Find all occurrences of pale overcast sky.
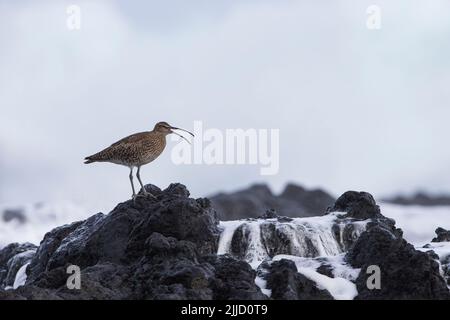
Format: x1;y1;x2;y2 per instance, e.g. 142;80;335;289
1;0;450;212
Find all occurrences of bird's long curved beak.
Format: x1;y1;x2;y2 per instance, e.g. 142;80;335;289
170;126;194;144
170;127;194;137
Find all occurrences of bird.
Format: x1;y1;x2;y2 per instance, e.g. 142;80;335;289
84;121;194;200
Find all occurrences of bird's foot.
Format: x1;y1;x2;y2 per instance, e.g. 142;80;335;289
132;191;157;201
141;190;157;199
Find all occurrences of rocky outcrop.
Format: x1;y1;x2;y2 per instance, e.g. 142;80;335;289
2;208;26;223
0;184;265;300
432;227;450;243
347;225;450;300
0;186;449;300
265;259;333;300
210;183;335;220
219;192;390;267
421;229;450;287
336;192;450;300
203;255;267;300
0;243;37;289
383;192;450;206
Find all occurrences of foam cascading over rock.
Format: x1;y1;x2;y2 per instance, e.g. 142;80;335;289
218;213;368;269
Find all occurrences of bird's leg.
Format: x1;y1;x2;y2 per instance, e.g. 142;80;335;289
137;166;156;199
129;167;137;200
136;166;148;195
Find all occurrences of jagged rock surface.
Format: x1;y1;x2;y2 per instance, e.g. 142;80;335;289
432;227;450;243
0;184;264;300
383;192;450;206
346;224;450;299
335;191;450;299
0;243;37;288
265;259;333;300
0;187;449;300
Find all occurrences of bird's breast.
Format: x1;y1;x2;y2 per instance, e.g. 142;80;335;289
140;135;166;164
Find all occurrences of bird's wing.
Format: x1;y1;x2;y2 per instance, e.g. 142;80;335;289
110;132;150;147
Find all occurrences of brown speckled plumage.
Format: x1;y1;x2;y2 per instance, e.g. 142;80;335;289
85;131;166;167
84;121;194;200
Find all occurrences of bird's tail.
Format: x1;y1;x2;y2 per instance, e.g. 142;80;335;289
84;150;108;164
84;156;96;164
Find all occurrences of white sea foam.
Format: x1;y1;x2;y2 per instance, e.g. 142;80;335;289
0;201;91;248
217;213;367;299
217;220;245;255
271;254;359;300
255;276;272;297
12;262;30;289
218;212;369;268
380;203;450;246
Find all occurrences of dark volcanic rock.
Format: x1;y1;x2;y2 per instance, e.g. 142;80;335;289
259;209;278;219
432;227;450;243
315;263;334;278
280;184;335;216
0;184;267;300
204;255;267;300
26;183;220;285
127;185;219;257
0;243;37;289
27;220;85;282
336;190;450;299
346;225;450;300
2;185;450;300
258;209;293;222
225;190;397;267
329;191;382;220
230;224;251;260
2;208;26;223
210;185;277;221
265;259;333;300
210;183;335;220
383;192;450;206
131;232;214;300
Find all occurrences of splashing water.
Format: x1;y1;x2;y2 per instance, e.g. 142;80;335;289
217;212;369;299
218;212;368;268
13;262;30;289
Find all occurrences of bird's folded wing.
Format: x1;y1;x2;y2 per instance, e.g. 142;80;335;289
110;132;149;147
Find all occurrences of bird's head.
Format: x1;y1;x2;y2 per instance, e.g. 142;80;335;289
154;121;194;143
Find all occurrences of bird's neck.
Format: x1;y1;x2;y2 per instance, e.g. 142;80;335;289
151;131;169;137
